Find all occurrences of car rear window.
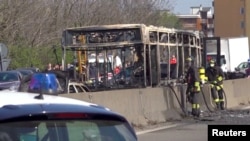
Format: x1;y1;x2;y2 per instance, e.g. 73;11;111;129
0;72;19;82
0;120;136;141
75;85;84;93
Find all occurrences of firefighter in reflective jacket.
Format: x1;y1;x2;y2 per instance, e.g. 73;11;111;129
205;59;225;110
185;57;201;117
199;66;208;84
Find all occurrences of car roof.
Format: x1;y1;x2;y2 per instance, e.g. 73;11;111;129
17;67;39;71
0;70;23;78
0;70;21;74
0;91;96;107
16;69;33;72
0;91;126;121
69;81;85;85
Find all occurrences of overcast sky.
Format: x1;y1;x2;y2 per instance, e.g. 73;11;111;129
169;0;213;14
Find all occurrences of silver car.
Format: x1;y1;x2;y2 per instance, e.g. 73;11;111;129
0;70;23;91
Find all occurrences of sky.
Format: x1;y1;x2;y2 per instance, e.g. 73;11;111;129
168;0;213;14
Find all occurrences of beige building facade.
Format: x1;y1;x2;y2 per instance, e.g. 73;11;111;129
214;0;250;38
176;6;214;37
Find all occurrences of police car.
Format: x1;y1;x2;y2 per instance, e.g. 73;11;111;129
0;73;137;141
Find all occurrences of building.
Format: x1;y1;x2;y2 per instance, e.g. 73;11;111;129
213;0;250;38
176;6;214;37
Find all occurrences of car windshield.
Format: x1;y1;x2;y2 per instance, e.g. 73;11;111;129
0;120;136;141
0;72;19;82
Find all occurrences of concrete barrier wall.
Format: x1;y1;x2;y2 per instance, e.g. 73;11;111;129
61;87;184;126
61;78;250;126
223;78;250;107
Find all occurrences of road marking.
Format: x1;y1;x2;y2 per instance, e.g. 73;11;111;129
136;123;184;135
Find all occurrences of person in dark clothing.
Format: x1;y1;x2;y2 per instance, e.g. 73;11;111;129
205;59;225;110
184;57;201;117
89;63;97;80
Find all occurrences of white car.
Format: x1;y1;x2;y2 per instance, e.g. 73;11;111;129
67;81;91;94
0;91;137;141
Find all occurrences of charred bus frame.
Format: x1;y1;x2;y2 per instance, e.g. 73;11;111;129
61;24;203;90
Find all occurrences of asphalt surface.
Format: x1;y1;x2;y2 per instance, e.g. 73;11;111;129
135;107;250;135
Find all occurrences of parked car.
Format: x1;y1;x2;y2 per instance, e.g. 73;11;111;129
226;62;248;79
234;61;248;74
0;91;137;141
15;69;34;77
0;70;23;91
18;71;91;94
19;72;64;94
67;80;91;94
16;67;40;73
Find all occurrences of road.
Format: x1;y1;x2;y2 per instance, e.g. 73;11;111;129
137;108;250;141
138;123;207;141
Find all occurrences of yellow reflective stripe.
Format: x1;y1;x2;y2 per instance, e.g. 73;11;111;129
192;104;200;109
197;104;200;108
199;69;205;73
194;82;200;86
200;75;207;80
200;75;206;80
192;104;196;108
196;86;201;91
218;76;223;81
216;86;221;90
219;99;224;102
210;84;214;88
214;99;219;102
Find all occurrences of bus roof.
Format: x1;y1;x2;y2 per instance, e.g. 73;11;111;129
64;24;147;31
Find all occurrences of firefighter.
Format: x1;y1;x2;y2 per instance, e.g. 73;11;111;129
185;57;201;117
199;66;208;85
205;59;225;110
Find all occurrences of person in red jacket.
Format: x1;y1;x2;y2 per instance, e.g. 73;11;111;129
170;55;177;79
114;66;121;74
170;55;177;64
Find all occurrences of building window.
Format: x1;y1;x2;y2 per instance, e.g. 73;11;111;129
241;21;245;28
240;7;245;14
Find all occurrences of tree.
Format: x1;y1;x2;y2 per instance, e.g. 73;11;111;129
155;11;181;28
0;0;178;70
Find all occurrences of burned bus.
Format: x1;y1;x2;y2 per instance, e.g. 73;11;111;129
61;24;203;90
